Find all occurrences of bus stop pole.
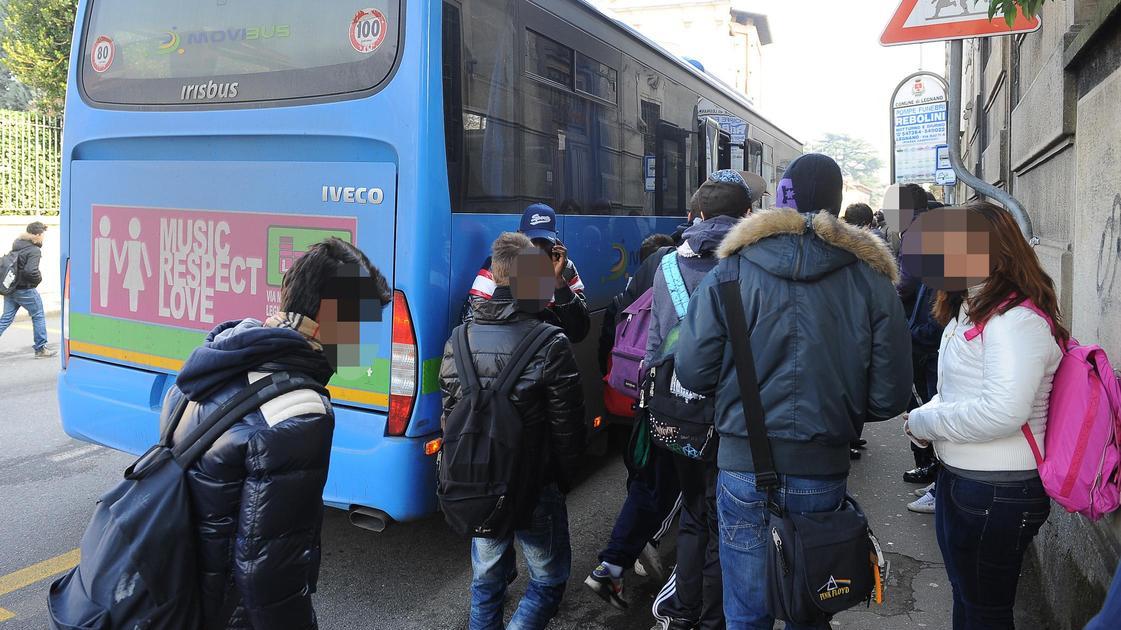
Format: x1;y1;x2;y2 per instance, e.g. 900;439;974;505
946;39;1038;244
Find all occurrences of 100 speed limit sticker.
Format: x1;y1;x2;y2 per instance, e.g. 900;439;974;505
350;9;388;54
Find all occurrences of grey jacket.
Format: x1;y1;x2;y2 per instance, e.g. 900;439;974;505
644;215;738;365
675;210;913;476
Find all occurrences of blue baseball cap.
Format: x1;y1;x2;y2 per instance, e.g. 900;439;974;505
519;203;558;243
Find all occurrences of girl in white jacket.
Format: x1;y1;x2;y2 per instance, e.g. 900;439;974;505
903;201;1068;630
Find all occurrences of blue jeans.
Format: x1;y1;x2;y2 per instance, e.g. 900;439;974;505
935;468;1050;629
470;485;570;630
716;470;847;630
0;288;47;351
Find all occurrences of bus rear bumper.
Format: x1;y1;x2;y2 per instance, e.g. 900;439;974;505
58;357;439;523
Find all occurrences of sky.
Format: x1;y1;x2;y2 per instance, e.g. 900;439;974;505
741;0;946;175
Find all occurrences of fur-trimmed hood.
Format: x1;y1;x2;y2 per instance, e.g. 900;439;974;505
717;209;899;284
13;232;43;248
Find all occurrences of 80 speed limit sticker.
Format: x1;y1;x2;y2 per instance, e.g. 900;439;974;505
91;35;115;73
350;9;388;54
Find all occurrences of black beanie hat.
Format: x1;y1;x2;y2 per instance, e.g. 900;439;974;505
774;153;844;215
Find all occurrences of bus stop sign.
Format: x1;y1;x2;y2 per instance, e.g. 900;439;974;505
881;0;1041;46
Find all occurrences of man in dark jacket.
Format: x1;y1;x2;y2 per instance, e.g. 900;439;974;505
161;237;391;630
674;154;912;630
892;185;946;487
441;231;586;630
0;221;55;357
462;203;591;343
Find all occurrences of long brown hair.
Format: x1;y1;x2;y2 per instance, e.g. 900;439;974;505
931;201;1069;343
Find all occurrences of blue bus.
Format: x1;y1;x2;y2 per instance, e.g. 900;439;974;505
58;0;801;528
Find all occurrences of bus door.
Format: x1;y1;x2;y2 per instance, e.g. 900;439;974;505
655;122;687;216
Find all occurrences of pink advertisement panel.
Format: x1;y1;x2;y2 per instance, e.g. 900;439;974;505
90;205;357;330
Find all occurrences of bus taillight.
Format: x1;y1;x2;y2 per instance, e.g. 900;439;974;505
388;290;417;436
62;258;70;369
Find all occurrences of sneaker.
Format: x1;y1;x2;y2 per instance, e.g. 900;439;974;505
637;542;665;581
584;563;627;610
914;482;936;497
34;347;57;358
903;462;939;484
907;490;936;514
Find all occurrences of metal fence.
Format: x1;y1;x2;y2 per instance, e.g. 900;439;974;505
0;110;62;215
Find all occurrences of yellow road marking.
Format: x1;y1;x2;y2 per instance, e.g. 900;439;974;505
70;341;390;407
0;549;80;598
0;608;14;622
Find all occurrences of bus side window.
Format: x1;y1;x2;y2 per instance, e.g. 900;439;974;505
655;122;686;217
746;138;763;176
442;2;464;212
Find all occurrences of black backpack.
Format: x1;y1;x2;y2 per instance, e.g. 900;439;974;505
48;372;328;630
0;249;20;295
640;253;717;461
438;321;557;538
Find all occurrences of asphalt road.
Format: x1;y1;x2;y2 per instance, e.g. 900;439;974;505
0;315;1044;629
0;316;667;630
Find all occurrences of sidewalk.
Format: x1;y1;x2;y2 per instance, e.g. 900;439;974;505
834;419;1044;628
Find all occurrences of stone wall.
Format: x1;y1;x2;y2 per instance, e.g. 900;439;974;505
951;1;1121;626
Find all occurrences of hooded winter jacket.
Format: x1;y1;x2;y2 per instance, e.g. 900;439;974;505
440;286;586;518
645;215;739;364
11;232;43;289
160;319;335;630
674;210;913;476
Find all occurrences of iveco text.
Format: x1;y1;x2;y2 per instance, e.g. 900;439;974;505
321;186;385;204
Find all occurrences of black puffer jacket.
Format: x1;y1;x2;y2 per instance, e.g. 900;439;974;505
160;319;335;630
11;232;43;289
440;287;586;504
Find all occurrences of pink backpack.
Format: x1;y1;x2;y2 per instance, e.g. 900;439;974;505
967;300;1121;520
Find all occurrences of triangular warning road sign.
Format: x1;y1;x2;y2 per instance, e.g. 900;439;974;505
881;0;1041;46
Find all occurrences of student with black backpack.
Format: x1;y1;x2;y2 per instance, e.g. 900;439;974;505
438;231;586;630
48;238;392;630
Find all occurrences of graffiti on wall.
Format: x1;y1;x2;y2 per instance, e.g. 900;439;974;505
1095;194;1121;312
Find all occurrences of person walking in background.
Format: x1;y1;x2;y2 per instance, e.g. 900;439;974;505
904;201;1065;630
0;221;56;357
674;154;912;630
442;232;586;630
843;202;887;243
843;201;888;460
164;237;392;629
646;169;763;630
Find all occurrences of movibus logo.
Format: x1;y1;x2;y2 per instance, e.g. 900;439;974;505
156;25;291;56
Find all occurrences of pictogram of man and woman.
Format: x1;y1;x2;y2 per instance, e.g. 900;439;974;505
94;215;152;312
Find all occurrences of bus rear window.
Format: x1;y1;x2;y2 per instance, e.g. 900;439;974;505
80;1;401;107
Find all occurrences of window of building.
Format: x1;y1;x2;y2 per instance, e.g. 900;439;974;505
526;30;573;88
575;52;617;103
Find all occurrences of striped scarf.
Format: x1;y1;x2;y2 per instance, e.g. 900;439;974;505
264;312;323;351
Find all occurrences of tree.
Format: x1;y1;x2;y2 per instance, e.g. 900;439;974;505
988;0;1053;27
2;0;76;115
0;0;33;110
806;132;885;192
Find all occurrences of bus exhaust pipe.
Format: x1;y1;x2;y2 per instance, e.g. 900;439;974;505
348;506;393;533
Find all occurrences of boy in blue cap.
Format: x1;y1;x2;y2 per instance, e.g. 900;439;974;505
462;203;590;342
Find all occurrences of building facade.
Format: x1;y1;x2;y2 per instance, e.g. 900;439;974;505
591;0;771;106
950;2;1121;625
